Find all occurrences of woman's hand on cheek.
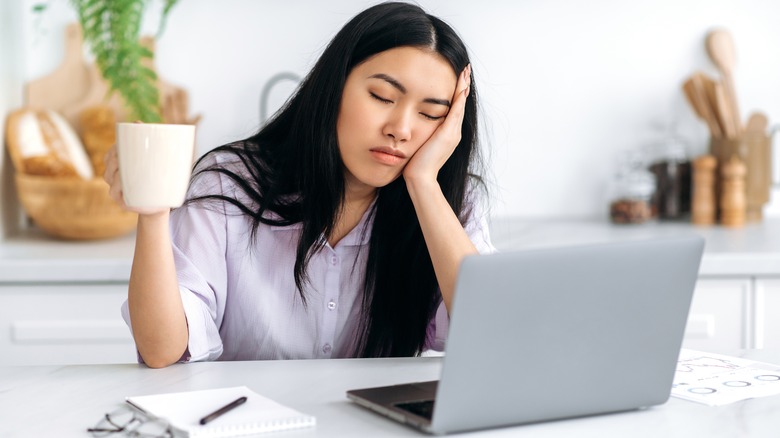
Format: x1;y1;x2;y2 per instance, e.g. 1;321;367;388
403;65;471;185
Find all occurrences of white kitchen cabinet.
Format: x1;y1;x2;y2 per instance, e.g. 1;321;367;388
682;278;751;351
0;231;136;366
756;278;780;349
4;218;780;365
0;283;135;366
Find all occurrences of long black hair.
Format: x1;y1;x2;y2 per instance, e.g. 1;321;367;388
188;2;484;357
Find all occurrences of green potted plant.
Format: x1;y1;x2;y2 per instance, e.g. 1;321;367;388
35;0;179;122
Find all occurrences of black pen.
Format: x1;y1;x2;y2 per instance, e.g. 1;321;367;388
199;396;248;425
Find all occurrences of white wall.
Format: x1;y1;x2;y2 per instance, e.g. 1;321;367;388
15;0;780;219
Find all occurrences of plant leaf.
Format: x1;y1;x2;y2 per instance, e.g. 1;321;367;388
158;0;179;37
70;0;164;123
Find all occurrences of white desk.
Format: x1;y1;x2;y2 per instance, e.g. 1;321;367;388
2;352;780;437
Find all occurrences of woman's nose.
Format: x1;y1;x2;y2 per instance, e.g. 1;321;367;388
382;109;412;143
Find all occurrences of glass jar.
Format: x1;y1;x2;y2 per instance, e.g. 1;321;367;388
609;153;656;224
648;135;691;220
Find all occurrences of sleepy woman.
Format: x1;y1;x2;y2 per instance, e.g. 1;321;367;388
104;1;495;368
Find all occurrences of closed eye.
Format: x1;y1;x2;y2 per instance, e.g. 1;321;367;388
420;113;444;121
370;92;393;104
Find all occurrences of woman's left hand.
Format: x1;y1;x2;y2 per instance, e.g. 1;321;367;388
403;64;471;184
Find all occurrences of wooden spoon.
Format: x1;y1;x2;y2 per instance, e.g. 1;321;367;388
706;29;742;135
713;81;737;139
683;73;722;139
700;75;723;135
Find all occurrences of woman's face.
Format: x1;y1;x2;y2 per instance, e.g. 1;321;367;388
337;46;458;193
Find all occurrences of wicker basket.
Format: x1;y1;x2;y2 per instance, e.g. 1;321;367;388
15;173;137;240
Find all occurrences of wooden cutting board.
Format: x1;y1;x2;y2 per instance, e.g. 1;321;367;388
745;113;771;205
25;23;92;128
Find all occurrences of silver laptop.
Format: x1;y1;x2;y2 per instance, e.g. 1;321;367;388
347;236;704;434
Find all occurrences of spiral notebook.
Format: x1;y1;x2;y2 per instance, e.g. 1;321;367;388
125;386;315;437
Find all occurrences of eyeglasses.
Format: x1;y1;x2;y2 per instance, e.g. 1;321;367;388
88;406;173;438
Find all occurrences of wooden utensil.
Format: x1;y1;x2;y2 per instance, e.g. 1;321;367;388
713;81;737;139
683;72;722;139
700;74;724;136
706;29;742;135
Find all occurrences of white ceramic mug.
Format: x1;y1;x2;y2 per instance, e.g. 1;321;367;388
116;123;196;209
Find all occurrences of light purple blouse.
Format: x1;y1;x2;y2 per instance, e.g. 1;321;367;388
121;152;496;362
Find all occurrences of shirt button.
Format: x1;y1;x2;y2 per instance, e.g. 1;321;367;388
322;343;332;354
330;255;338;265
327;300;336;310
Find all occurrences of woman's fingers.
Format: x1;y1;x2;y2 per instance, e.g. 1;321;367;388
103;146;126;207
428;64;472;140
402;64;472;182
438;64;471;143
456;64;471;99
444;65;471;126
103;147;117;184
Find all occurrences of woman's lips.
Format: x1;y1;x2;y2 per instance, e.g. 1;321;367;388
369;147;406;165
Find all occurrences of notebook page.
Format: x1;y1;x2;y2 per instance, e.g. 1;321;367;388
126;385;315;437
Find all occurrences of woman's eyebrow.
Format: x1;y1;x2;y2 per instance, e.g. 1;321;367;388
369;73;406;93
368;73;451;107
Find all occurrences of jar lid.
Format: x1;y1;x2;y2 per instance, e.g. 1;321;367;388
654;135;688;162
617;170;656;198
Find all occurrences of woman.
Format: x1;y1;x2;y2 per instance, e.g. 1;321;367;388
105;1;495;368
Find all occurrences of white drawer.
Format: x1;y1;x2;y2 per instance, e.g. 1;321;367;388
755;278;780;349
0;284;136;365
683;278;751;351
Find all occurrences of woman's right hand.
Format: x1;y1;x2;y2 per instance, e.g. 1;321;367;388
103;146;170;217
106;144;186;367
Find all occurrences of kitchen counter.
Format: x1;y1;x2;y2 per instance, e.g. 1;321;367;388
3;218;780;282
3;218;780;363
490;217;780;277
0;228;134;283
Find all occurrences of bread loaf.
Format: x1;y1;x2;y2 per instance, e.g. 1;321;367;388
79;105;116;176
5;108;94;179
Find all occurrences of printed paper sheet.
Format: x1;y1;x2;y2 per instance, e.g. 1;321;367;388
672;349;780;406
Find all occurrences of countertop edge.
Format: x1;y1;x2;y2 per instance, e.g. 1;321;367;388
6;219;780;281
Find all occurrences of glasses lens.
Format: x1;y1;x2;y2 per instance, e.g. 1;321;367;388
88;408;136;436
89;407;171;438
109;410;137;429
128;417;173;438
88;421;115;438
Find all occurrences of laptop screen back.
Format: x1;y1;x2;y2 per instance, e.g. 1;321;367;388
430;236;704;434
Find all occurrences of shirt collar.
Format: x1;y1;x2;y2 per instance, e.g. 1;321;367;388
270;200;375;248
